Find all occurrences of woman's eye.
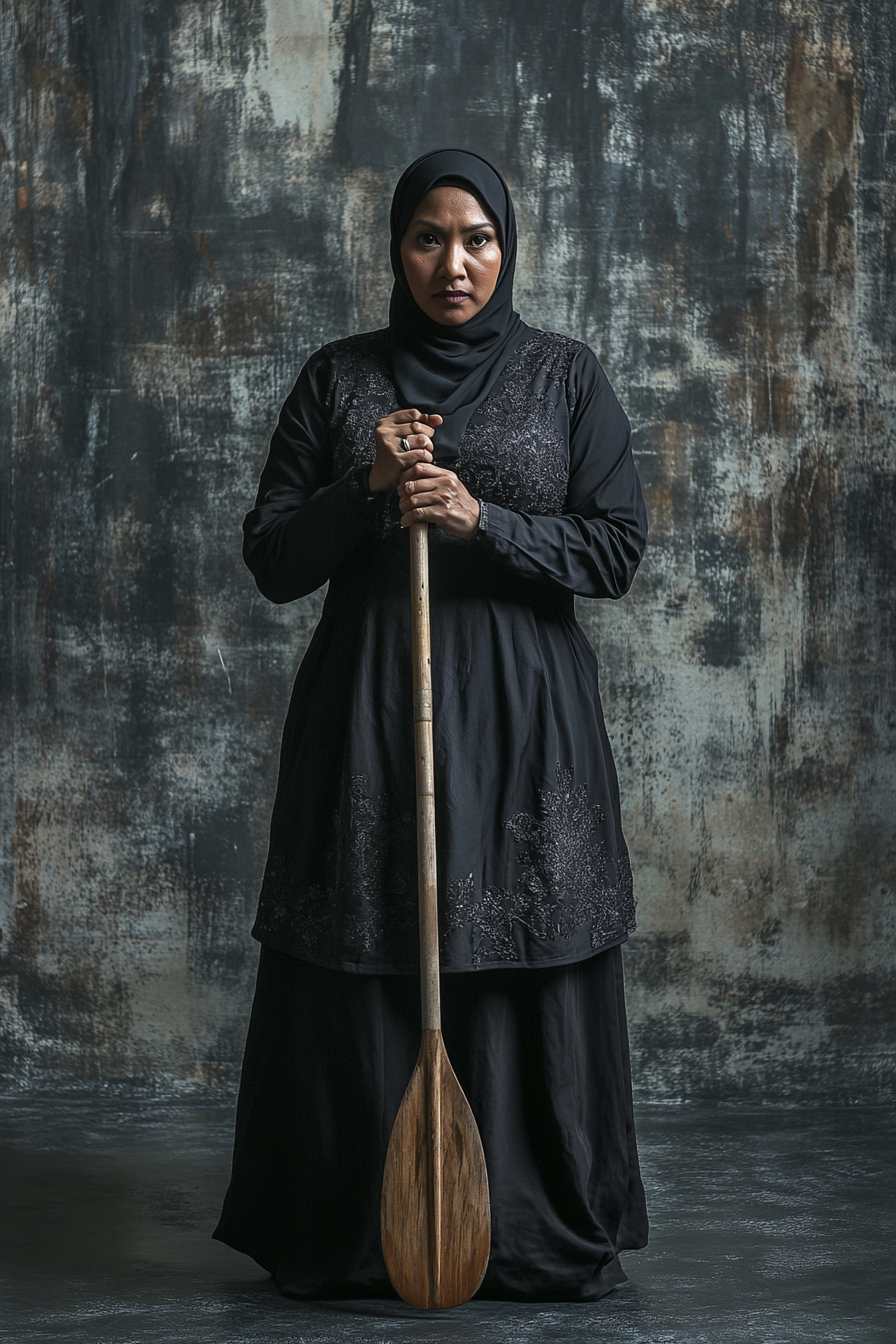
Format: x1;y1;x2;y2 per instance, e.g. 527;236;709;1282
468;234;491;249
418;233;439;247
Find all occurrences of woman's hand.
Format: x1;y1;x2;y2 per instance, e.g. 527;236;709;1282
369;410;443;494
398;460;480;539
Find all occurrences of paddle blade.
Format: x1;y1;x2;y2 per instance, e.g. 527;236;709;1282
381;1029;490;1309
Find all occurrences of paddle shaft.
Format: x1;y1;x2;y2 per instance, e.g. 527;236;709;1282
410;521;441;1033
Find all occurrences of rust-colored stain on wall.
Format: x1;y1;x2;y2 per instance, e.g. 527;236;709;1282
1;0;894;1098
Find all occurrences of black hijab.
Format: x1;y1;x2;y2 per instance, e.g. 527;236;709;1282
388;148;530;463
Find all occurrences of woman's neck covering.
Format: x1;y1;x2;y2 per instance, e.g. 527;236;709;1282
388;148;530;463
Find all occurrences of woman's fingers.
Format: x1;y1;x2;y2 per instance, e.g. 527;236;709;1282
400;496;480;539
398;459;445;483
378;409;441;437
396;448;433;469
369;412;443;494
401;475;437;493
397;465;480;539
389;409;442;426
398;462;456;495
391;408;439;426
398;430;435;450
399;483;440;509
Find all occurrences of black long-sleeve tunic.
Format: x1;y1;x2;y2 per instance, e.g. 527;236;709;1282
243;326;648;974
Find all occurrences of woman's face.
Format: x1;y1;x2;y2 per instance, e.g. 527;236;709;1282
400;186;502;326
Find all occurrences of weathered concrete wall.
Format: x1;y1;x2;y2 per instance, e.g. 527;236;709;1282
2;0;894;1098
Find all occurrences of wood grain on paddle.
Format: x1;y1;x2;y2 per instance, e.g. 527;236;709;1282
380;521;491;1309
381;1030;490;1308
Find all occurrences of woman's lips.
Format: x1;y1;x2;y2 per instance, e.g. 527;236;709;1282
434;290;469;304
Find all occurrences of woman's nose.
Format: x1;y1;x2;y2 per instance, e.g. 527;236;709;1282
442;242;466;280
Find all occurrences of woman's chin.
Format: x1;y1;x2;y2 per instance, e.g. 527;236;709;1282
428;306;477;326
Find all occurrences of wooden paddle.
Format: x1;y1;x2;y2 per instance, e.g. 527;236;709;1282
380;520;491;1310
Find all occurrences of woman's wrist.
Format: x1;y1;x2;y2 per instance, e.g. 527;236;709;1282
459;499;481;539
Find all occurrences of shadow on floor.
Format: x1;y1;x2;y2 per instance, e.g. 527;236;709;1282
1;1094;893;1342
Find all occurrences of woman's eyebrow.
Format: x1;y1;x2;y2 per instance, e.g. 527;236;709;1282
411;218;495;232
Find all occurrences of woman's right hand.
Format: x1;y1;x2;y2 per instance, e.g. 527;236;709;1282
368;410;442;494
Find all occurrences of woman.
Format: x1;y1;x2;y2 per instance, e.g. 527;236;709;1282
214;148;649;1302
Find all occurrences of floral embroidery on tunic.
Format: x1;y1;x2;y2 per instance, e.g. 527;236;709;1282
254;774;416;958
445;764;636;964
256;764;633;967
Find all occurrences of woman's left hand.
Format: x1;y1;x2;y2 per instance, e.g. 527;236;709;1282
398;461;480;539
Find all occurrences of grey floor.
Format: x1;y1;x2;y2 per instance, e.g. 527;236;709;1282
0;1094;892;1344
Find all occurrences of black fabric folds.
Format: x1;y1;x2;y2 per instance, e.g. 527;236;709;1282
242;327;648;973
213;946;649;1300
388;148;529;461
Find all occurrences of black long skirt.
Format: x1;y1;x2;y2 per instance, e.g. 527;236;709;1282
213;944;648;1301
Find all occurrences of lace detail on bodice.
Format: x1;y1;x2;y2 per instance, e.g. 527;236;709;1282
457;330;582;516
325;331;397;476
320;327;584;521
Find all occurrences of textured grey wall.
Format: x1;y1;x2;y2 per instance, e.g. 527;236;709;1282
2;0;894;1099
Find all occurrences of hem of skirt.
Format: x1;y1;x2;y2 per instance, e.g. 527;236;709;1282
475;1251;630;1303
212;1217;399;1301
250;927;630;975
211;1220;274;1276
212;1222;634;1304
276;1274;400;1301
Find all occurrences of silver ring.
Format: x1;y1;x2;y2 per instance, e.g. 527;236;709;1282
400;436;410;452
